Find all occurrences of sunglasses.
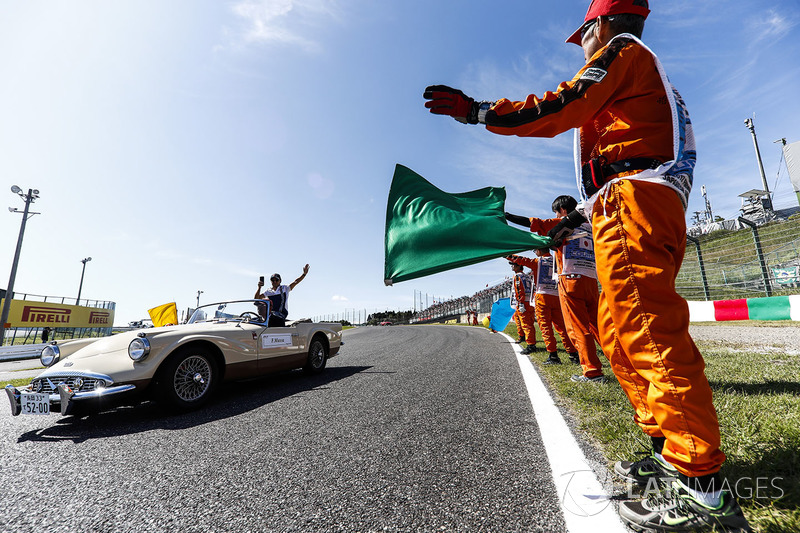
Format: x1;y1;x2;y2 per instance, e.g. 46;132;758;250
580;19;597;40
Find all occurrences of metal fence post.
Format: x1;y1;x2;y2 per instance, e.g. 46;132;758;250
738;217;773;297
686;235;711;301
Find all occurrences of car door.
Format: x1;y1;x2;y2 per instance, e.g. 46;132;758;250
257;325;304;373
215;322;265;380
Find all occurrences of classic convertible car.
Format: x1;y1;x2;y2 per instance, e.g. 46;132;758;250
5;300;343;417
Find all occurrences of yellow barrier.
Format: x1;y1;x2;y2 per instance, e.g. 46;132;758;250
0;299;115;329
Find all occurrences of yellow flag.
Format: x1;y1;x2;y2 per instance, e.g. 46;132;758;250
148;302;178;327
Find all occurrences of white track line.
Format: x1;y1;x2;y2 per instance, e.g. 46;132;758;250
501;332;628;533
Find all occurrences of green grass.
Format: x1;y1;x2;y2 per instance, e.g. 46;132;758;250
503;322;800;533
0;377;33;389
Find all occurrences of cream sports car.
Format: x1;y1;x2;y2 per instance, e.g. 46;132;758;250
5;300;343;417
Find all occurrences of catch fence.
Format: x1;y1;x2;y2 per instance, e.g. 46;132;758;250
678;217;800;301
410;279;513;324
414;216;800;323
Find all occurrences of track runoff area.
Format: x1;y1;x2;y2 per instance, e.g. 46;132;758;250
499;332;628;533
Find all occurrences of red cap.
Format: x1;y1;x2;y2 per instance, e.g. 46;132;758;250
566;0;650;45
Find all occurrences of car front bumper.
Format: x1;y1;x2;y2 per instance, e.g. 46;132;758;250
5;380;136;416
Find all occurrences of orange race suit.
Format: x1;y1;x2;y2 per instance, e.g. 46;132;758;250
508;254;577;355
480;34;721;478
513;309;526;343
526;219;603;378
511;269;538;347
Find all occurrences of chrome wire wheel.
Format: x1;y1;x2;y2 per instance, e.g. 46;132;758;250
304;338;328;374
309;341;325;370
173;354;212;402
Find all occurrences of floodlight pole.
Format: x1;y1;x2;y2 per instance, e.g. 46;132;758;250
76;257;92;305
196;290;203;308
0;187;40;346
744;117;771;197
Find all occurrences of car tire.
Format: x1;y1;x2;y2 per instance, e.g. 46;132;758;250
156;346;218;411
303;337;328;374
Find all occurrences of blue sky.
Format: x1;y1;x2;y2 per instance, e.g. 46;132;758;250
1;0;799;326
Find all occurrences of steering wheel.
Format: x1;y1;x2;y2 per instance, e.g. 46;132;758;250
239;312;263;322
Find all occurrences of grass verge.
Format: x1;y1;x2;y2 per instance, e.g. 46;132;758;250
502;322;799;533
0;377;33;389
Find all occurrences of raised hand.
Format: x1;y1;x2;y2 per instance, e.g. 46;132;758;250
423;85;479;124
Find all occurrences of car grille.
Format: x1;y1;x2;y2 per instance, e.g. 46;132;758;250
30;376;104;394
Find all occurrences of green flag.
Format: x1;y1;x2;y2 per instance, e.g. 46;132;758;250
384;164;552;285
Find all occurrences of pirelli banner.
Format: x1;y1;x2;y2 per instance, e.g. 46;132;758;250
0;299;115;329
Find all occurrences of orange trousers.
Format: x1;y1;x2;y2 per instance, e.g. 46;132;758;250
513;311;525;341
558;275;603;378
593;180;724;478
534;292;576;353
515;307;537;345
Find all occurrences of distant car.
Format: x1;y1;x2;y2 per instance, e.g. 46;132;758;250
5;300;343;417
380;321;393;326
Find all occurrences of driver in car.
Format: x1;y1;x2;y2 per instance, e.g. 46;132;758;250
254;264;310;327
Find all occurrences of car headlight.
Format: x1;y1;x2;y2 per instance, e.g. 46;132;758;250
40;344;61;367
128;336;151;361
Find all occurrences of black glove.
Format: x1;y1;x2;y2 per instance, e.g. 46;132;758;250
547;210;587;248
423;85;480;124
505;212;530;228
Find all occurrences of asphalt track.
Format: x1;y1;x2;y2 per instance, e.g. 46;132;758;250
0;325;610;532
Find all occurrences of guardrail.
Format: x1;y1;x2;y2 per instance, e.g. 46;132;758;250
0;343;44;362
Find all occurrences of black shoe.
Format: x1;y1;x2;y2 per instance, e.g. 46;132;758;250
619;479;752;532
542;352;562;365
614;450;679;487
567;352;580;365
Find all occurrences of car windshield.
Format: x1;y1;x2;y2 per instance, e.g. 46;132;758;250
187;300;270;325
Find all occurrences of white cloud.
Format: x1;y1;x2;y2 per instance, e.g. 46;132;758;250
307;172;335;199
332;294;348;301
749;9;795;44
229;0;341;52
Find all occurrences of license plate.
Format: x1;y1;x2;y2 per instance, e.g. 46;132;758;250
20;393;50;415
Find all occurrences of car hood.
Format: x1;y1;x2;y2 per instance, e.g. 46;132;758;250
40;323;233;381
56;323;227;361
